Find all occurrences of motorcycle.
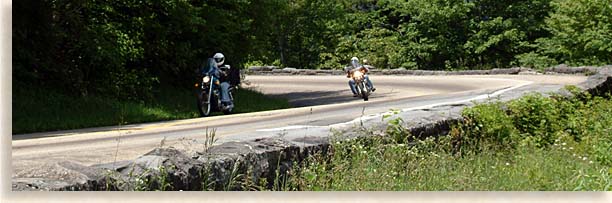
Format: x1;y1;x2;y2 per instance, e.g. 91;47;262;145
195;71;235;116
350;67;372;101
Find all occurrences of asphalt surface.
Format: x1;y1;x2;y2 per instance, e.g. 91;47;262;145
11;74;587;178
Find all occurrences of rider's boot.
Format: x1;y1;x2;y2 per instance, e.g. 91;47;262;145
223;102;234;110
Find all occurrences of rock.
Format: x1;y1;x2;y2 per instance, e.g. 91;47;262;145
282;67;298;72
245;64;605;77
248;66;278;72
13;178;72;191
491;67;522;74
92;160;136;172
578;67;612;96
543;64;601;75
315;70;334;75
421;70;435;75
12;161;110;191
518;70;541;75
547;64;571;73
248;66;262;71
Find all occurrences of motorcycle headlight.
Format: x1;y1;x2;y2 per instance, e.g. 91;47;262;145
353;70;364;79
203;76;211;83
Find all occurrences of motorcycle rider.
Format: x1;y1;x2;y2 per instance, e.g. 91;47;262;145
345;57;375;97
203;53;234;110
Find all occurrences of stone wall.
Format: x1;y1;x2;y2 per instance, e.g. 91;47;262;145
246;65;609;76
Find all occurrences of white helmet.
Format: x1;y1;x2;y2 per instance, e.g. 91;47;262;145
351;57;359;67
213;53;225;67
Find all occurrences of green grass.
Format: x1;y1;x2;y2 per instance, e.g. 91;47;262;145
283;137;611;191
12;84;291;134
279;90;612;191
92;88;611;191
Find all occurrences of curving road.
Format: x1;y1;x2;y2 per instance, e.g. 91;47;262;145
12;74;586;177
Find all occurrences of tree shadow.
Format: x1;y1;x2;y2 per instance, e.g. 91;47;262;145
267;90;392;107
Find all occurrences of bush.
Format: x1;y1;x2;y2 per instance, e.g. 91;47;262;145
515;52;557;70
285;128;612;191
452;102;517;151
507;94;563;147
282;93;612;191
574;96;612;166
453;91;611;166
105;68;159;101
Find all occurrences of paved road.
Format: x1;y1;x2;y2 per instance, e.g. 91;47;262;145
11;74;586;177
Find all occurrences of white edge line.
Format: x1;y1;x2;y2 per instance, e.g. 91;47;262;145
334;81;533;128
257;81;533;132
256;125;322;132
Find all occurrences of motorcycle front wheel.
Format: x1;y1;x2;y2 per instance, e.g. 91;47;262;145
359;82;368;101
197;90;212;117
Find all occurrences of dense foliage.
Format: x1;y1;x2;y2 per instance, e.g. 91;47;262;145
12;84;292;134
281;91;612;191
14;0;612;100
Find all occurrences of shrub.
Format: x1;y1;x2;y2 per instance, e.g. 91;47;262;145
515;52;557;70
452;102;517;151
508;94;563;147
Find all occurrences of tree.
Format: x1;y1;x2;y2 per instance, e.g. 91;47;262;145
526;0;612;67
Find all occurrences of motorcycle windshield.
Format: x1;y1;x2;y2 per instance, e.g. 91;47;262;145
201;58;218;76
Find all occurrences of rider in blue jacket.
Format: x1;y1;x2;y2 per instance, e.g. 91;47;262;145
203;53;234;110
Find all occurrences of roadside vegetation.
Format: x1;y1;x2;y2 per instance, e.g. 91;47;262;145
122;88;611;191
12;83;291;134
281;89;611;190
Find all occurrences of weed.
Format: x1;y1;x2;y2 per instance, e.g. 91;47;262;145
224;159;243;191
203;128;218;153
155;165;173;191
200;165;216;191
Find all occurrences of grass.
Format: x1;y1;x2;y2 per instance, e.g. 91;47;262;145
283;136;611;191
280;90;612;191
12;84;291;134
97;88;611;191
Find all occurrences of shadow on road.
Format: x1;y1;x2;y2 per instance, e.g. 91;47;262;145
268;90;393;107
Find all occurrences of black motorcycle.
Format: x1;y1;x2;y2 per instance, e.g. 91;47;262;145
195;61;235;116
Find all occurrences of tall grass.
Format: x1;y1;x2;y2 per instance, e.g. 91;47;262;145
100;88;611;191
12;84;291;134
282;90;612;191
283;136;611;191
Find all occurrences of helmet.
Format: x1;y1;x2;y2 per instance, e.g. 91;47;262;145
351;57;359;67
213;53;225;67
